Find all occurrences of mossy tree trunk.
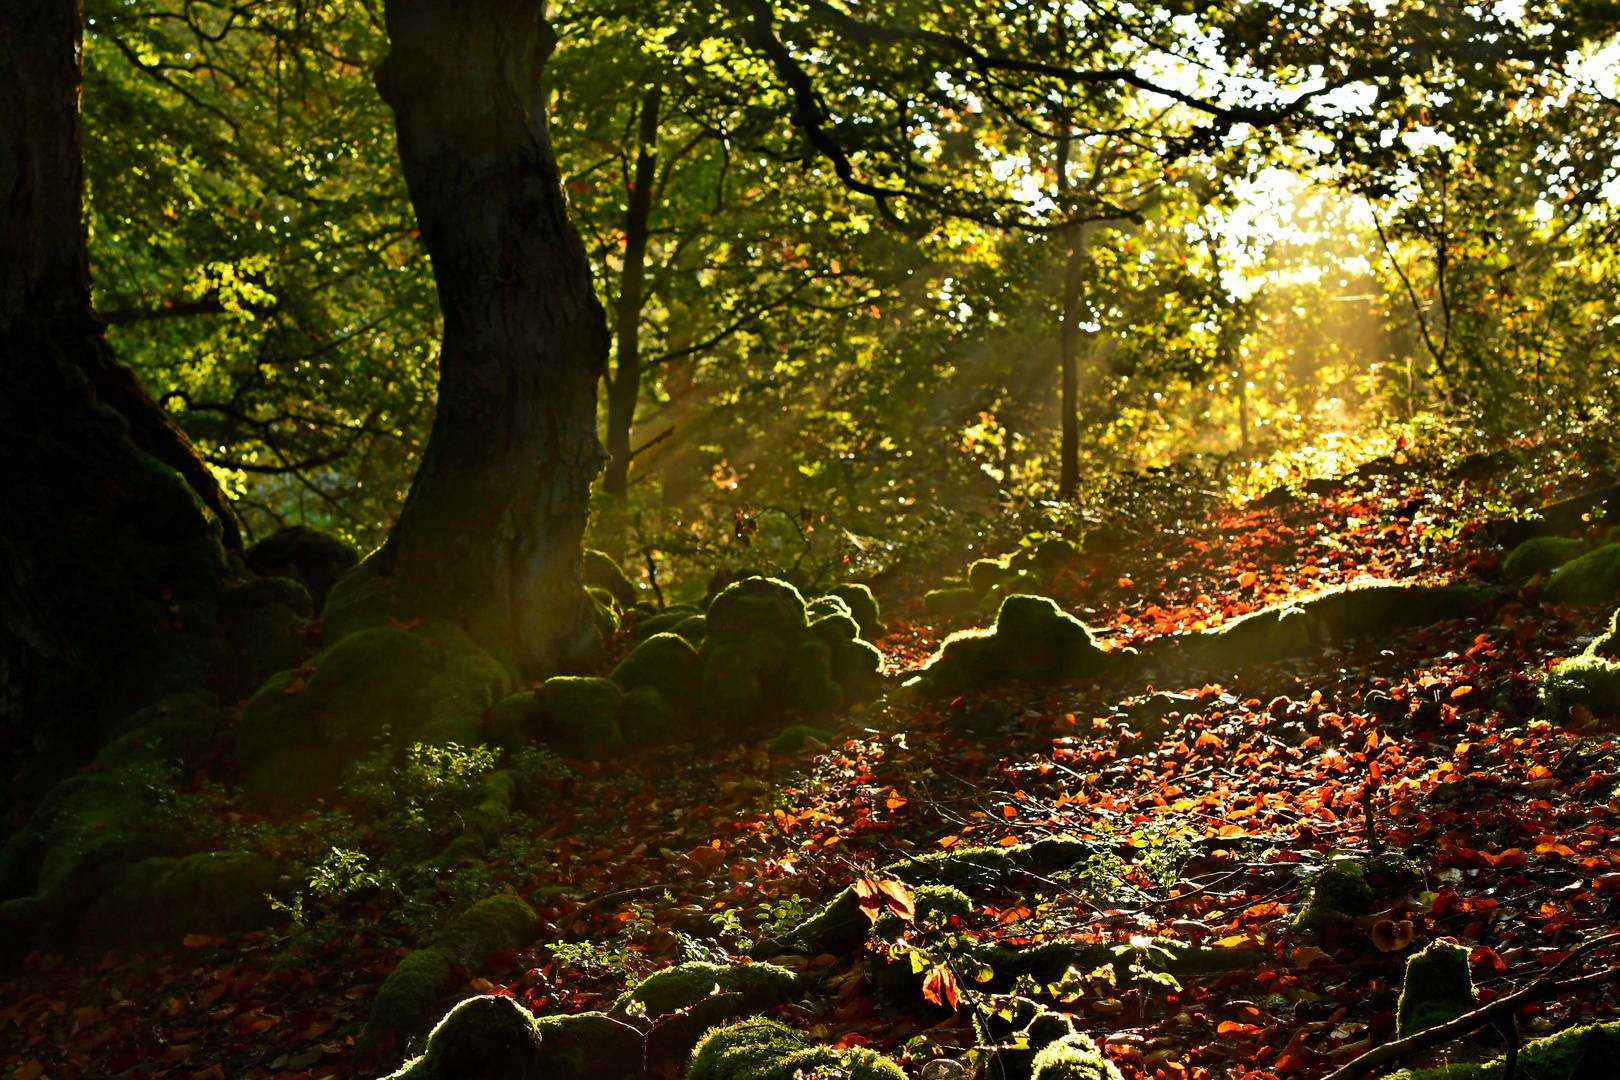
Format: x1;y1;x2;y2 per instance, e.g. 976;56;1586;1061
370;0;610;679
0;0;237;824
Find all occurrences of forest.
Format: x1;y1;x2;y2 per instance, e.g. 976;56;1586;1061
4;0;1620;1079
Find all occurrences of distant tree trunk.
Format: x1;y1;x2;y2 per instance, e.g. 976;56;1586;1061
1;0;235;824
603;85;662;504
369;0;610;679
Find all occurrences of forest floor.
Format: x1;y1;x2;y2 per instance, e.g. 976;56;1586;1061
5;446;1620;1080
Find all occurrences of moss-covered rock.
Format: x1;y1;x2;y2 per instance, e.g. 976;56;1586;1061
873;884;969;938
1542;652;1620;721
1592;607;1619;659
245;525;360;610
611;632;703;714
769;724;837;755
826;583;884;639
620;686;675;743
979;570;1045;613
486;690;544;748
686;1018;905;1080
537;677;626;760
923;595;1108;690
790;638;844;717
587;586;621;638
1397;941;1476;1038
1545;544;1620;605
360;894;536;1053
533;1012;647;1080
806;595;854;622
216;577;313;696
922;587;979;617
1291;859;1375;938
382;994;543;1079
236;619;511;806
93;851;278;944
1387;1020;1620;1079
585;548;640;608
633;604;705;641
968;558;1015;595
1195;581;1486;668
618;961;800;1020
1504;535;1587;580
1030;1033;1123;1080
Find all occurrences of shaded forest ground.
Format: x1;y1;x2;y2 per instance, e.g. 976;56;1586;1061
5;440;1620;1080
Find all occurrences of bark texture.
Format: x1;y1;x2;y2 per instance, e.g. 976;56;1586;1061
370;0;610;679
0;0;234;824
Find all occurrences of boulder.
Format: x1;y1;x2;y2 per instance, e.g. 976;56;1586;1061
216;577;313;696
1544;543;1620;605
244;525;359;610
611;632;703;714
1396;941;1476;1038
615;960;799;1020
1387;1020;1620;1080
536;677;626;760
1541;652;1620;721
922;595;1108;690
825;583;885;639
922;587;980;616
1030;1033;1124;1080
236;619;510;806
1503;535;1586;580
686;1018;904;1080
584;548;640;608
619;686;675;744
382;995;543;1079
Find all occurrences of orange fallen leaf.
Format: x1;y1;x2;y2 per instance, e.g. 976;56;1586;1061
922;964;960;1010
682;845;726;876
182;933;212;947
875;879;915;923
853;876;884;924
1237;571;1258;588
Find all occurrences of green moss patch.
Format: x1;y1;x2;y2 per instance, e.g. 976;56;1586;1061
1291;859;1375;938
612;632;703;714
618;961;799;1020
825;583;884;639
922;587;979;616
537;677;626;760
1389;1020;1620;1079
1544;543;1620;605
235;619;510;806
382;995;543;1079
244;525;359;610
1504;535;1587;579
1030;1033;1123;1080
585;548;640;608
1542;652;1620;721
686;1018;905;1080
1397;941;1477;1038
923;595;1109;690
360;894;536;1052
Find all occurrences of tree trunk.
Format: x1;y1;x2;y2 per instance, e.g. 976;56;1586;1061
1;0;235;824
368;0;610;680
603;86;662;503
1058;223;1084;498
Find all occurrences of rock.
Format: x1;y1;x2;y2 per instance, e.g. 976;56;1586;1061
1291;859;1374;938
533;1012;645;1080
382;995;543;1079
486;691;544;748
1544;543;1620;605
769;723;837;754
245;525;359;610
806;594;854;621
619;686;675;743
586;587;621;638
699;578;809;731
923;595;1108;690
967;558;1015;595
686;1018;904;1080
922;587;979;616
360;894;536;1053
611;632;703;714
789;639;844;717
236;620;511;806
826;583;885;639
615;960;799;1020
537;677;625;760
669;614;707;646
979;569;1045;613
1503;536;1586;580
1541;652;1620;722
1388;1020;1620;1079
216;577;312;696
92;851;278;945
632;605;705;641
1396;941;1476;1038
1029;1032;1122;1080
584;548;640;608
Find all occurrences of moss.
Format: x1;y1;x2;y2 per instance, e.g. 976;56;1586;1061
611;632;703;714
533;1012;646;1080
769;724;838;755
826;583;884;639
686;1018;905;1080
791;639;844;717
923;595;1108;690
382;995;543;1079
634;604;705;641
922;587;980;616
979;571;1045;613
620;961;800;1019
620;686;675;743
1544;543;1620;605
584;548;640;608
1030;1033;1123;1080
236;619;511;806
1197;582;1485;667
217;577;313;696
486;691;544;748
89;692;219;771
1291;860;1375;937
968;558;1015;595
244;525;360;611
587;586;621;637
809;612;861;646
1542;652;1620;721
538;677;626;760
1504;535;1587;579
1397;942;1476;1038
806;595;854;621
1591;607;1618;659
671;614;708;645
1030;537;1082;570
1387;1020;1620;1080
873;884;970;937
91;851;277;945
360;894;536;1052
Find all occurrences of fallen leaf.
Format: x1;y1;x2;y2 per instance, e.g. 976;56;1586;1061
922;965;960;1010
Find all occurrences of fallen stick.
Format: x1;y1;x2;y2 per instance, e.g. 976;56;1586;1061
1322;933;1620;1080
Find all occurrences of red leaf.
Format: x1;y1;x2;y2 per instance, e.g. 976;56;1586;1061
853;876;884;924
876;879;915;923
922;964;960;1009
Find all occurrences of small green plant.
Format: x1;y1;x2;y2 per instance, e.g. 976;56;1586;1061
510;743;573;783
548;939;627;974
309;846;378;898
